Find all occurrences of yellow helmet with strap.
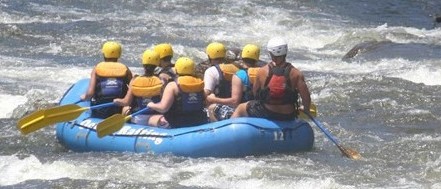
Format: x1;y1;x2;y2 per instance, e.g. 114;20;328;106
102;41;122;58
206;42;226;59
241;44;260;61
175;57;195;75
154;43;173;59
142;50;160;66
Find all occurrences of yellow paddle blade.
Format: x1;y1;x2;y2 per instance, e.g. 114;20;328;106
17;104;87;135
96;114;128;138
299;103;317;120
17;109;45;135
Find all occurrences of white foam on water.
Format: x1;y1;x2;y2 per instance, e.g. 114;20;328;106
0;155;164;186
172;158;354;189
0;63;90;88
391;65;441;86
297;57;441;86
0;155;92;186
0;95;27;118
0;154;353;188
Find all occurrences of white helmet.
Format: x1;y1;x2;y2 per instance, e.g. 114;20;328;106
267;37;287;56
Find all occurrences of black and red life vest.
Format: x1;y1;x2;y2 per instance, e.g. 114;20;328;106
257;63;298;105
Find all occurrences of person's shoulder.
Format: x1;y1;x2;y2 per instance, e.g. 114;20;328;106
286;62;300;71
205;66;218;73
288;66;304;79
260;63;270;70
165;80;178;89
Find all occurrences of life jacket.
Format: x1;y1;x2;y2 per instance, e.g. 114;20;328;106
164;76;207;127
214;64;239;98
257;63;298;105
236;67;260;102
130;76;163;113
94;62;130;101
247;67;259;86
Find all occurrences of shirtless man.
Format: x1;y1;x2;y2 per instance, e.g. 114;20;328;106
231;37;311;120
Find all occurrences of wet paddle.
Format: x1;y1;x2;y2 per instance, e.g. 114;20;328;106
96;107;149;138
304;112;361;160
17;102;115;135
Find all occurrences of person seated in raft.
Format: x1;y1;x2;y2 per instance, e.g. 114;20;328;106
202;42;240;122
147;57;208;128
81;41;133;119
113;49;169;128
206;44;261;121
231;37;311;120
153;43;177;83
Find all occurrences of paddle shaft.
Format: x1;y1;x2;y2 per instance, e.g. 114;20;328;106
89;102;115;110
124;107;150;122
306;113;340;145
304;111;361;160
129;107;149;117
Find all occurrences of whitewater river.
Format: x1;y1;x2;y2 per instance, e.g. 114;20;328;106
1;0;441;188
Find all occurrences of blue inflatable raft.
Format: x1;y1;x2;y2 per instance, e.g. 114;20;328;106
55;79;314;158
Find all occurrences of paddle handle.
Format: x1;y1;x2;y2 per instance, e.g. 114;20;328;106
89;102;115;110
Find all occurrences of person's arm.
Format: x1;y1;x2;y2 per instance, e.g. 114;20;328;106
206;75;242;107
203;67;217;97
293;69;311;114
126;67;133;81
147;82;176;113
81;68;97;101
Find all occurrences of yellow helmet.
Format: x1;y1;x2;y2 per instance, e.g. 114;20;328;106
206;42;226;59
175;57;195;75
241;44;260;61
153;43;173;59
102;41;122;58
142;50;160;66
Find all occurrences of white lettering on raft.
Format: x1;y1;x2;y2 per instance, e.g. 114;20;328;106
79;119;167;145
80;119;97;128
